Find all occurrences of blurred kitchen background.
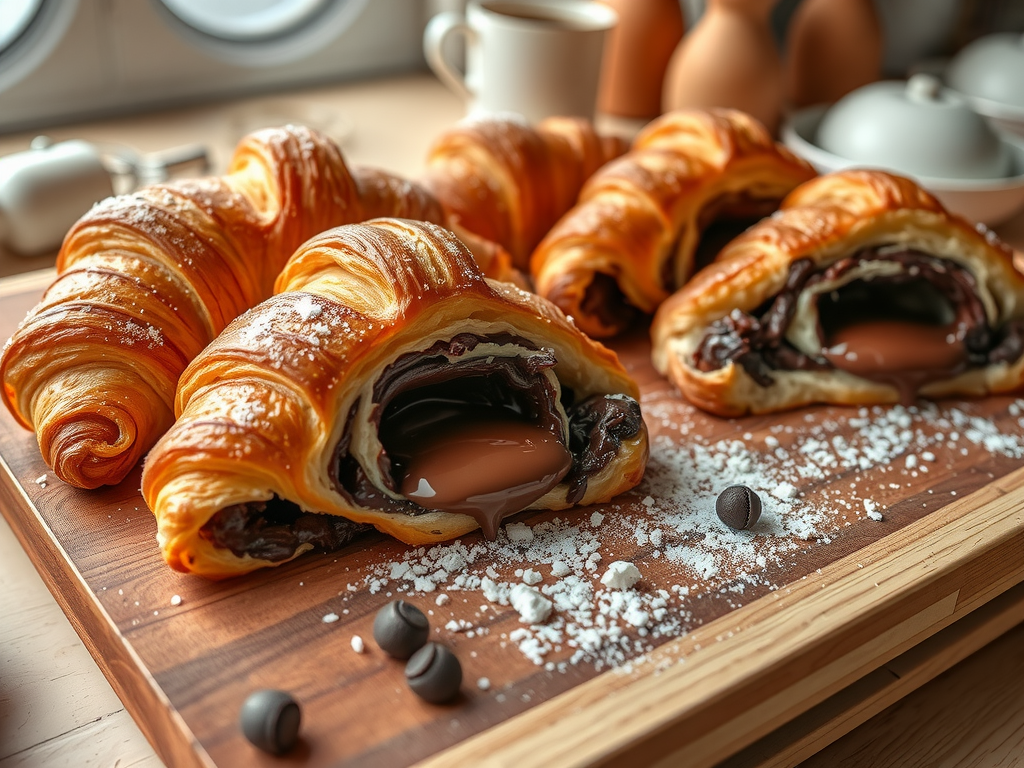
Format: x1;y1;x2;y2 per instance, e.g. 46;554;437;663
0;0;1022;273
2;0;1021;134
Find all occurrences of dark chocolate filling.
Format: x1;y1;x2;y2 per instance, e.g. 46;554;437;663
581;272;640;333
693;247;1024;393
199;497;372;563
564;394;644;504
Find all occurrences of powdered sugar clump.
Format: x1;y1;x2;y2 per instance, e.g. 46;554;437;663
601;561;642;590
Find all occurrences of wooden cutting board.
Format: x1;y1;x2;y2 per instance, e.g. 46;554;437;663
1;269;1022;768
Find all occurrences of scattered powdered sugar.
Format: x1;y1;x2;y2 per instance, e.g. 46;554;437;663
322;612;340;624
323;397;1024;677
351;635;365;653
521;568;543;586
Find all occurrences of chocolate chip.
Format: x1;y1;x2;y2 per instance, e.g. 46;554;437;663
405;642;462;703
239;689;301;755
373;600;429;659
716;485;762;530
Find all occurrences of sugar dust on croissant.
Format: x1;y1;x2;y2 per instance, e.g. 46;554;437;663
651;169;1024;416
142;219;649;579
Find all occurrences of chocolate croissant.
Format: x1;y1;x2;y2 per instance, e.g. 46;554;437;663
142;218;648;578
423;115;628;271
651;169;1024;417
531;108;817;338
0;126;467;489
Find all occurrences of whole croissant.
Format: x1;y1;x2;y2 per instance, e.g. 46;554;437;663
142;218;648;579
423;115;629;271
0;126;455;489
530;109;817;338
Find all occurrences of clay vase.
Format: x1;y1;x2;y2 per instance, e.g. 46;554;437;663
662;0;783;133
784;0;884;108
597;0;685;119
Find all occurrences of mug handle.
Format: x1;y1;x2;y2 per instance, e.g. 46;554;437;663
423;12;477;103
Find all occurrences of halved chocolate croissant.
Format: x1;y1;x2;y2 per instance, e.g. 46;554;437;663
531;108;817;338
142;219;648;579
651;169;1024;416
1;126;514;489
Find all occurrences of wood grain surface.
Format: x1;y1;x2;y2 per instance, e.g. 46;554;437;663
1;269;1023;768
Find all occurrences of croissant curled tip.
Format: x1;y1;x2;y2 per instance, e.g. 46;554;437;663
40;407;143;489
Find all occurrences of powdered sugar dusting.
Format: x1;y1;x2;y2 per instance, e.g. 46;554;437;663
321;396;1024;681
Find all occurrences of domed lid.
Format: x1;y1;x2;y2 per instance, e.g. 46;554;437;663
947;33;1024;111
816;74;1013;181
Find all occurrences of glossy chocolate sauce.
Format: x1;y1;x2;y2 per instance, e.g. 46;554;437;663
394;402;572;539
822;320;966;403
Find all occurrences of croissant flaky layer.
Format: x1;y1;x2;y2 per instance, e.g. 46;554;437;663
1;125;506;489
531;108;817;339
423;115;628;271
142;219;649;579
651;169;1024;416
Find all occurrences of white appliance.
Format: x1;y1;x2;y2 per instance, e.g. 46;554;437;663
0;0;427;133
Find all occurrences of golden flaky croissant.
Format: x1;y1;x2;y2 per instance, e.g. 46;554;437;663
531;109;817;338
651;169;1024;416
1;126;471;489
423;115;628;271
142;219;649;579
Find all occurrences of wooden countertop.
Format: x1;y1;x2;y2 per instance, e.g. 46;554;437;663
1;73;1023;768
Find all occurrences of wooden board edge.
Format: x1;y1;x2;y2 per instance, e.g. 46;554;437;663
717;579;1024;767
0;453;216;768
413;465;1024;768
0;268;55;298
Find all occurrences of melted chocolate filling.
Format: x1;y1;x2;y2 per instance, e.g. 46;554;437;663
337;333;642;535
693;248;1024;396
200;497;371;563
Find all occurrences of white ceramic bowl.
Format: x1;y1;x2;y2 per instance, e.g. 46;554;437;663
947;33;1024;138
782;104;1024;226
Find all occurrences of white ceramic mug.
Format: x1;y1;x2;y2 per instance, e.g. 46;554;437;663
424;0;618;123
